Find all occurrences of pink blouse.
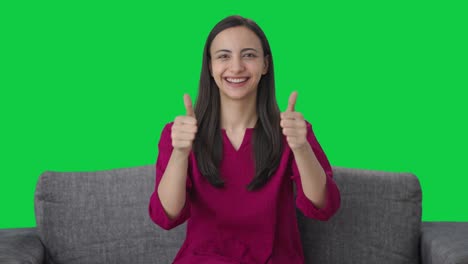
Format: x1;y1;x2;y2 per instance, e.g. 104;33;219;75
149;120;341;264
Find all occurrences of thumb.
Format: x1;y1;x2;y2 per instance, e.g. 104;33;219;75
286;91;297;112
184;94;195;117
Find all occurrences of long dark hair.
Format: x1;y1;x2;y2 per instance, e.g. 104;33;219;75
193;15;283;191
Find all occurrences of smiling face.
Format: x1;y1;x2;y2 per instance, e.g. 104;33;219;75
209;26;269;102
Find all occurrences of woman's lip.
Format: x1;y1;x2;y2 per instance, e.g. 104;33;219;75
224;77;250;88
224;77;250;81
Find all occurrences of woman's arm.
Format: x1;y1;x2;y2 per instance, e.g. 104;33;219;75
292;143;327;209
149;122;193;230
157;149;190;220
290;121;341;221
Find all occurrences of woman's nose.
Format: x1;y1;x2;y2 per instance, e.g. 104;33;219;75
229;56;245;73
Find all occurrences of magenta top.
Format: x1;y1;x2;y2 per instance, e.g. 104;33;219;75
149;120;341;264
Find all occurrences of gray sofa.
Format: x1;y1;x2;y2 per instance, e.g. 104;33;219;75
1;165;467;264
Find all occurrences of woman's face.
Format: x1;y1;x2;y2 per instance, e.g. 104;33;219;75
209;26;269;102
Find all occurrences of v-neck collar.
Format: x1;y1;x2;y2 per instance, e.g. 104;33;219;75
221;128;254;153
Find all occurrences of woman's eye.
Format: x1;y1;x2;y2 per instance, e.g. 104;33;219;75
217;53;256;59
244;53;256;58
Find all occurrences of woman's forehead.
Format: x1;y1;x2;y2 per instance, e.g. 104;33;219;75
210;26;263;53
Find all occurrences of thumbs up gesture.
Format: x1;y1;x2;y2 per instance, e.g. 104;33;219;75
171;94;198;155
280;91;308;152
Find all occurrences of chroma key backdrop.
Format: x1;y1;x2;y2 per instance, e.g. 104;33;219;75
0;0;467;228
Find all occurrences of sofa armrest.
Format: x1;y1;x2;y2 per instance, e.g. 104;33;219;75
0;227;44;264
421;221;468;264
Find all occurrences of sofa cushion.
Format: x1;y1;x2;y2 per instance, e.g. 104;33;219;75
34;165;185;264
297;166;422;264
0;228;44;264
421;221;468;264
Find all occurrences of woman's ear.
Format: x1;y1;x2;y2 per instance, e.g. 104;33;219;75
262;55;270;75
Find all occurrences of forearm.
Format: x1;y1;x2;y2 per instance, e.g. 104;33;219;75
293;144;327;209
157;150;189;220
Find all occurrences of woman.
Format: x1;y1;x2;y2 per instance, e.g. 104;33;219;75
149;15;341;264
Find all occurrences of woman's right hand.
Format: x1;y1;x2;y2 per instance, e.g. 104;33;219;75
171;94;198;155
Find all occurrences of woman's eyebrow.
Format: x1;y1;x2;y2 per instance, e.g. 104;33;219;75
214;48;259;54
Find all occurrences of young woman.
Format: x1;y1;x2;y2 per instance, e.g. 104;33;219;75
149;15;341;264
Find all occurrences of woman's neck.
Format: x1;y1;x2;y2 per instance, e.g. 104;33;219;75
220;95;257;131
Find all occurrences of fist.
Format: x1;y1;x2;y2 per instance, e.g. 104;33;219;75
171;94;198;155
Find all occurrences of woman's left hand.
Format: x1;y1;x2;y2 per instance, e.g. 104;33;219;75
280;91;309;152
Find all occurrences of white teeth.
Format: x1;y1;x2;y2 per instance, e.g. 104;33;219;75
226;78;248;83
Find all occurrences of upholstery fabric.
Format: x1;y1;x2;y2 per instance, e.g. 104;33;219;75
421;222;468;264
298;166;422;264
0;227;44;264
35;166;185;264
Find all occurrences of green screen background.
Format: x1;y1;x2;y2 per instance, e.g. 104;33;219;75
1;0;467;228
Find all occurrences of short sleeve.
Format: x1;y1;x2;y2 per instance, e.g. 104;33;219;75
148;122;192;230
290;120;341;221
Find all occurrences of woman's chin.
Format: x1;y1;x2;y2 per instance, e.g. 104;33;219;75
220;84;255;98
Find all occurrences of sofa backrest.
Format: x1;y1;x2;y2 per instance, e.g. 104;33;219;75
298;166;422;264
34;165;185;264
34;165;422;264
